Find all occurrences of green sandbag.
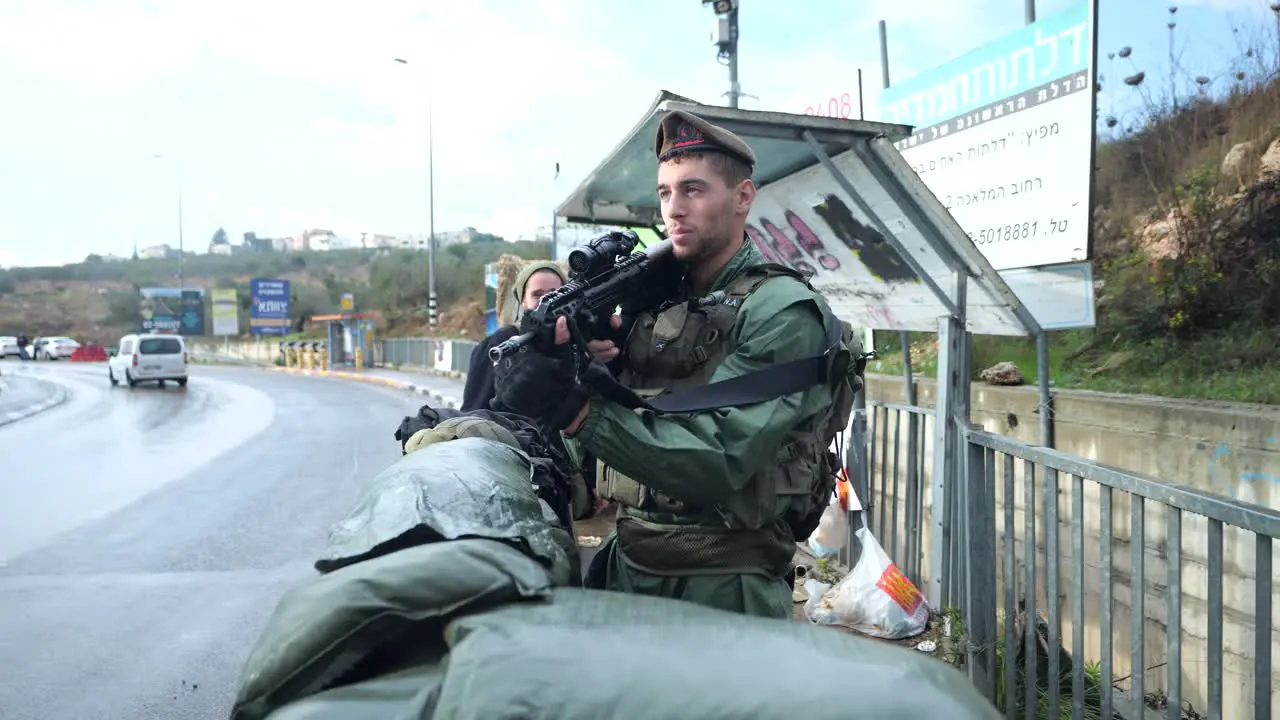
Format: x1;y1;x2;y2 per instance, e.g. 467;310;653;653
230;539;555;720
264;664;446;720
315;436;578;586
431;588;1001;720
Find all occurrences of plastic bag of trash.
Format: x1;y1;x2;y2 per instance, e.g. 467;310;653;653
806;469;854;557
804;525;929;639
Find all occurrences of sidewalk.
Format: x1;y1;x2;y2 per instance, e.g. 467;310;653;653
274;365;467;409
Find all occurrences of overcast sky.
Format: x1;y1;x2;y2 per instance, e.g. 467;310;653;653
1;0;1274;268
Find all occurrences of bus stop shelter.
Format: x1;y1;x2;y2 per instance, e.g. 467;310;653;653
555;90;1048;608
314;312;378;370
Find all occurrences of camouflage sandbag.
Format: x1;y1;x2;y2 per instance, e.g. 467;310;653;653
230;539;553;720
263;663;447;720
315;435;578;586
431;588;1001;720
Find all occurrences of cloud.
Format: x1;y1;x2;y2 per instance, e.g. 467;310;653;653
1;0;1233;267
0;2;198;91
0;0;1030;260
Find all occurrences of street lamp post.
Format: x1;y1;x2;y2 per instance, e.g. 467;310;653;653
151;153;185;292
394;57;437;328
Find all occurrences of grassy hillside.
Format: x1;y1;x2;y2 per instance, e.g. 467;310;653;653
0;237;552;345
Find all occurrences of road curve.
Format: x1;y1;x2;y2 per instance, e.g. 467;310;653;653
0;363;434;720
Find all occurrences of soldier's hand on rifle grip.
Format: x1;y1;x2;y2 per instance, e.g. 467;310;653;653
585;315;624;363
494;317;589;431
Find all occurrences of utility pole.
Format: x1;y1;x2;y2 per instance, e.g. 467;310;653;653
427;83;436;328
551;162;560;261
177;184;185;292
394;57;437;327
704;0;741;108
152;154;184;292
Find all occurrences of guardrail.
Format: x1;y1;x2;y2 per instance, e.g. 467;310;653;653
861;399;1279;720
380;337;476;375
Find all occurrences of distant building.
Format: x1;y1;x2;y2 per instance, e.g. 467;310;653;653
242;233;275;253
138;244;173;260
512;225;553;243
362;233;400;249
398;227;477;251
437;227;478;246
304;229;337;251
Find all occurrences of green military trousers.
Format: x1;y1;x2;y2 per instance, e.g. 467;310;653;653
585;533;793;620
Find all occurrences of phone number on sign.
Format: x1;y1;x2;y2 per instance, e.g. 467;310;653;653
804;93;855;118
966;218;1070;246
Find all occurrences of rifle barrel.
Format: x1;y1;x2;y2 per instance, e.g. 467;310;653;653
488;331;536;363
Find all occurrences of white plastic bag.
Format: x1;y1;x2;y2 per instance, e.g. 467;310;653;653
806;496;848;558
805;469;856;558
803;526;929;639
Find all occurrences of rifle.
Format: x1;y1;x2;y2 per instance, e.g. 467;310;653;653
490;229;863;418
487;230;678;365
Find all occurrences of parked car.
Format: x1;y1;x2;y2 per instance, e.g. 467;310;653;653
0;336;18;358
108;333;189;389
29;336;80;360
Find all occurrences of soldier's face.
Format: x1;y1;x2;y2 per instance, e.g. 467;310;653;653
657;155;737;263
522;270;562;310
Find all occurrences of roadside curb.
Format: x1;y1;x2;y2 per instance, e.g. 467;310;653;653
272;366;460;409
0;376;68;429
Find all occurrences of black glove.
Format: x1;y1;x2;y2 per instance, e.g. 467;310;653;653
494;344;589;430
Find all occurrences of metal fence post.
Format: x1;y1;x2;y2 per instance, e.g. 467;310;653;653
845;384;870;570
963;428;997;702
930;313;964;608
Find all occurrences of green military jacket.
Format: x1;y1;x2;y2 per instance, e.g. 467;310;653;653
572;238;835;520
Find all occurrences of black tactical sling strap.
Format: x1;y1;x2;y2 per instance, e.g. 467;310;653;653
581;294;847;415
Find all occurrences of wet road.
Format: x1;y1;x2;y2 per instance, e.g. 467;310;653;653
0;362;442;720
0;370;58;420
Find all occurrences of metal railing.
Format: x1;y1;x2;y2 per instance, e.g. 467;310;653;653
861;399;1279;720
379;337;477;374
859;401;935;587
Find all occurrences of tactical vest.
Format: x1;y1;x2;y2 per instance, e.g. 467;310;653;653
597;264;863;579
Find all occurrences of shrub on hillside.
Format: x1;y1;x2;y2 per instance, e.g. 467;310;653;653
1092;8;1280;344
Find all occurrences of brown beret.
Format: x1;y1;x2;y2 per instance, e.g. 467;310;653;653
655;109;757;169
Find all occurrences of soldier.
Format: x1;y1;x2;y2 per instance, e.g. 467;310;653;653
462;262;565;412
494;109;857;619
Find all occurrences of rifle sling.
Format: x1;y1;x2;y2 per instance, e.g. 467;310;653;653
581;316;842;415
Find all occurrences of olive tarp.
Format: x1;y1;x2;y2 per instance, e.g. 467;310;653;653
229;430;999;720
313;437;578;583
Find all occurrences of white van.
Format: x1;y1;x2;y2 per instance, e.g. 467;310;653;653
109;333;189;389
